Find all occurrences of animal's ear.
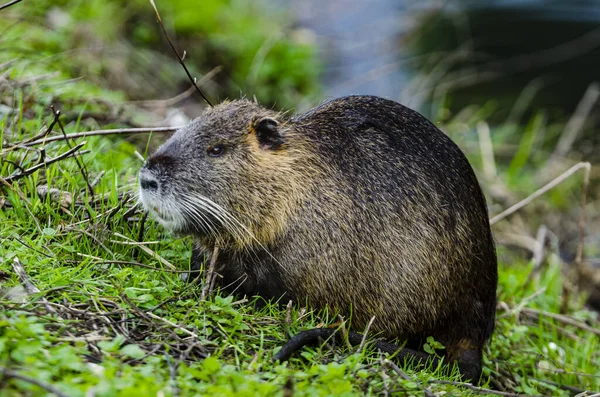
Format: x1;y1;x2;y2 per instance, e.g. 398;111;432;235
251;117;284;150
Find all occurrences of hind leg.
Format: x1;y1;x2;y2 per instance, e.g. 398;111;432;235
446;339;483;383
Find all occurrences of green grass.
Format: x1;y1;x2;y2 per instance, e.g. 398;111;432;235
2;75;599;397
1;2;599;396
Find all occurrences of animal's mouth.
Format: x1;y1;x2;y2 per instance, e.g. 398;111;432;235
151;205;174;222
138;189;180;230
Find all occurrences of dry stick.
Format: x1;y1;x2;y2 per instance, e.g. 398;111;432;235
379;357;390;397
112;232;176;270
384;359;435;397
357;315;376;354
428;380;538;397
531;378;591;395
0;367;69;397
133;66;222;108
76;254;190;273
489;162;591;225
575;162;591;267
10;257;57;314
200;246;220;301
552;83;600;160
11;257;41;295
145;312;200;340
285;300;293;325
477;121;497;180
336;315;352;351
18;104;64;147
149;0;212;107
3;142;86;183
0;0;22;11
77;228;115;259
497;287;547;319
19;126;179;147
521;308;600;338
53;106;95;197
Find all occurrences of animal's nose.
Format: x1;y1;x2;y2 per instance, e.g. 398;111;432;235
139;170;159;191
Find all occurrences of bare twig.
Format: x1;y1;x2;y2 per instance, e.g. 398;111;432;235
285;300;293;325
477;121;497;180
428;380;537;396
112;232;176;270
0;0;22;11
10;257;56;313
434;27;600;95
10;257;41;295
0;366;70;397
133;66;222;108
489;162;591;225
145;312;200;340
380;357;390;397
575;163;591;267
200;246;220;301
522;308;600;337
357;315;376;354
552;83;600;160
497;288;547;319
14;126;179;147
3;142;86;183
76;254;191;273
336;315;352;351
149;0;212;106
531;378;591;394
385;359;435;397
53;106;95;196
21;109;62;145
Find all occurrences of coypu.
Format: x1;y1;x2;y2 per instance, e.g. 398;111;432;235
138;95;497;382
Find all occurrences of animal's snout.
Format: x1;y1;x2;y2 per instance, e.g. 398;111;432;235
139;169;159;191
144;152;176;171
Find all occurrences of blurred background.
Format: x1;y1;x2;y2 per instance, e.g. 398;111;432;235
1;0;599;307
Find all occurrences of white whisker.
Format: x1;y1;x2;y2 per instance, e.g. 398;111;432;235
179;192;285;270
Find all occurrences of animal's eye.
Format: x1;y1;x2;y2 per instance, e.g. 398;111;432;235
207;144;226;157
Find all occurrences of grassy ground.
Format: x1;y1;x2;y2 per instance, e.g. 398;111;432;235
1;2;599;397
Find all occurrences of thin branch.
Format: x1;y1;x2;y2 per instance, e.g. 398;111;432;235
145;312;200;340
112;232;176;270
11;257;57;314
76;255;196;274
53;106;95;197
357;316;376;354
521;308;600;337
200;246;220;301
552;83;600;159
0;367;69;397
489;162;591;225
11;257;41;295
0;0;22;11
149;0;212;106
575;162;591;267
428;380;537;397
133;66;222;108
384;359;435;397
3;142;86;183
13;126;179;148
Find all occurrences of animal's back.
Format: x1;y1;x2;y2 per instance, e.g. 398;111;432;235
282;95;497;356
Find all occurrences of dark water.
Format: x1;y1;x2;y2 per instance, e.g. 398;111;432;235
279;0;600;125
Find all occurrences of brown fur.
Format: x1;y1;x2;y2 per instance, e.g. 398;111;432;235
138;95;498;382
